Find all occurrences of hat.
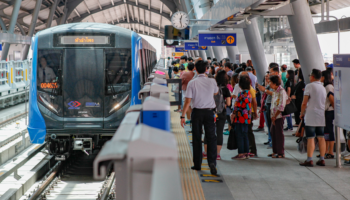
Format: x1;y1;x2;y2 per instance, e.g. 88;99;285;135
327;63;333;68
292;59;300;64
233;67;244;76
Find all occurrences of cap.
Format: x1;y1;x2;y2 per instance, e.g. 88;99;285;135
233;67;244;76
292;59;300;64
327;63;333;68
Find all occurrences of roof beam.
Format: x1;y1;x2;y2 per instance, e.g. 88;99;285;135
69;1;171;23
112;19;165;34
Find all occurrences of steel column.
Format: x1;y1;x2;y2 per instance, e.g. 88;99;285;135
1;0;22;60
288;0;325;84
0;17;6;31
198;50;206;60
194;50;199;57
226;46;239;64
212;46;224;61
243;18;268;83
47;0;59;28
22;0;43;60
205;46;214;59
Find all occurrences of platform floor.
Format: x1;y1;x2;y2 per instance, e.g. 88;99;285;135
171;107;350;200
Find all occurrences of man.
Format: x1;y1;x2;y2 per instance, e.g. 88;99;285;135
324;62;329;67
222;58;230;66
246;67;257;89
224;62;233;77
188;57;194;63
181;59;218;175
213;62;220;72
292;59;302;84
180;62;195;124
38;57;56;84
299;69;327;167
180;55;188;71
257;64;281;148
207;57;211;65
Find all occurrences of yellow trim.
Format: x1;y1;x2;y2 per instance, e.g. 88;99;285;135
22;70;23;81
25;69;27;81
11;68;13;83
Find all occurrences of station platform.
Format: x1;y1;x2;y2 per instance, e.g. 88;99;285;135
171;108;350;200
0;103;26;123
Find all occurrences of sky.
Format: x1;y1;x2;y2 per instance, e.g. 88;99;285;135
139;34;162;59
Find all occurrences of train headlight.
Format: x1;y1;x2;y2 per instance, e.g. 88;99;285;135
109;94;129;114
38;95;59;114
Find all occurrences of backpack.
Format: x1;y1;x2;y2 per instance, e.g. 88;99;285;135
214;86;226;114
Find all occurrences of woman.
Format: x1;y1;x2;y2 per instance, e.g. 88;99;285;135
281;64;288;86
284;70;295;131
320;70;335;159
233;64;239;71
224;75;234;135
231;75;252;159
208;66;216;78
269;75;287;158
291;69;305;127
203;70;231;160
247;60;256;75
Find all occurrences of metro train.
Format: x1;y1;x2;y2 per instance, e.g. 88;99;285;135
28;23;157;159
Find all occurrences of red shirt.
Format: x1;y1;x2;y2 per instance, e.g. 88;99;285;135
180;71;195;91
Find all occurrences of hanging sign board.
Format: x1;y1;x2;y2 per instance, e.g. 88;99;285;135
0;44;2;51
334;54;350;131
184;42;207;50
198;31;236;46
172;52;184;57
175;47;188;52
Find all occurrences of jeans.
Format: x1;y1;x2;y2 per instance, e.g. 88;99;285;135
235;123;249;154
304;126;324;139
286;114;293;130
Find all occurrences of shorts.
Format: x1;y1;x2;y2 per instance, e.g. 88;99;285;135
305;126;324;139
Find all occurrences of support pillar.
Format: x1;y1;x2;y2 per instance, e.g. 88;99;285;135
226;46;239;64
212;46;224;61
46;0;60;28
22;0;43;60
0;17;6;31
1;0;22;60
205;46;214;59
288;0;325;84
198;50;206;60
243;18;268;82
194;50;199;57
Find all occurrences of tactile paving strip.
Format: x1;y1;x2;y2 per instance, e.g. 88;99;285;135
171;109;205;200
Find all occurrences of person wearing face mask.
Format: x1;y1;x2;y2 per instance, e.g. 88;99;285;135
180;62;195;124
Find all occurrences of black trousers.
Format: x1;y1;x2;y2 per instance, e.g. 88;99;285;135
248;119;257;155
204;110;226;146
294;100;302;125
191;109;217;168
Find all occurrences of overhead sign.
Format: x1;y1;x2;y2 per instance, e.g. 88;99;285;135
334;54;350;131
172;52;184;57
0;44;2;51
59;36;110;45
175;47;188;52
184;42;207;50
198;32;237;46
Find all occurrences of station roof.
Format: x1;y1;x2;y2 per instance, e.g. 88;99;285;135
0;0;349;39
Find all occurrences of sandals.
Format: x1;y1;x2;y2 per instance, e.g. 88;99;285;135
272;154;285;158
268;153;276;157
326;154;334;159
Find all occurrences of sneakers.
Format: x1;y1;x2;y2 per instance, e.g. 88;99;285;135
341;151;350;157
217;155;221;160
248;153;256;158
264;141;270;145
232;154;246;159
209;163;217;175
202;152;207;158
284;127;293;131
299;160;314;167
253;128;264;132
344;155;350;161
185;120;191;124
223;130;230;135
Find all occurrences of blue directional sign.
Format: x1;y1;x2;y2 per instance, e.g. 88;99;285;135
175;47;188;52
184;42;207;51
198;33;237;46
0;44;2;51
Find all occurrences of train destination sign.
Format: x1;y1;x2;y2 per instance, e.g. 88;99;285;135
184;42;207;50
175;47;188;52
198;32;236;46
59;36;110;45
41;82;58;89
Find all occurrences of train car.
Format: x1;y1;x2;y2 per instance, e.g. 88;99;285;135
28;23;157;159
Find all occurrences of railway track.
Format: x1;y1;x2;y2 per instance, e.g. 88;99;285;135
24;151;114;200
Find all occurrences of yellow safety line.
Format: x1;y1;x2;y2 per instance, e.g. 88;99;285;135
171;108;205;200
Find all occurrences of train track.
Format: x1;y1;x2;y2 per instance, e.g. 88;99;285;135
0;112;27;129
24;151;114;200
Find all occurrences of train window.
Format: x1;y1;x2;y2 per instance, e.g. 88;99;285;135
139;50;144;85
105;49;132;95
37;50;63;94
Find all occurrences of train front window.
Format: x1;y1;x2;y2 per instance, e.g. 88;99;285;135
105;49;132;95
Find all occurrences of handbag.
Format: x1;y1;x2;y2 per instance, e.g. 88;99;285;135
282;100;298;115
227;128;237;150
295;119;305;137
297;137;308;154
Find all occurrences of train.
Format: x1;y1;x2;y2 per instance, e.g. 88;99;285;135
28;23;157;160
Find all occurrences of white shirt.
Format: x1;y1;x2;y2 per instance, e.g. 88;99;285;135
38;66;56;83
304;81;327;126
231;84;242;109
248;72;257;89
186;74;218;109
325;84;334;111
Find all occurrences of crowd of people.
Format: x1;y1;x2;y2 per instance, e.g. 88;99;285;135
166;55;348;175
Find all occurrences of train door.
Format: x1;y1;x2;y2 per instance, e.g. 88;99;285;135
62;49;104;128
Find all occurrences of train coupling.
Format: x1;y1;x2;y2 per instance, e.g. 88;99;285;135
73;138;93;155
